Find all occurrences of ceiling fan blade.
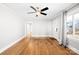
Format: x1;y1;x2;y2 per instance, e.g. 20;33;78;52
27;12;36;14
41;7;49;11
30;6;37;12
41;13;47;15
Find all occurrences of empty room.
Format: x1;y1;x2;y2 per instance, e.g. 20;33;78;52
0;3;79;55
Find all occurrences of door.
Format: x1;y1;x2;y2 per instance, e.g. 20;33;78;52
25;23;32;39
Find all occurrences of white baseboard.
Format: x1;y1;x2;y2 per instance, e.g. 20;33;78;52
68;45;79;54
0;35;25;54
25;34;54;37
32;35;50;37
50;36;61;43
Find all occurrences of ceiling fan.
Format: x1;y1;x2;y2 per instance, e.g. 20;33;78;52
27;6;49;17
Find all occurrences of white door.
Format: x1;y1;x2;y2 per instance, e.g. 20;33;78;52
25;23;32;38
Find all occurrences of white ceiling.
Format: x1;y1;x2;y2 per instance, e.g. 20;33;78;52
3;3;76;21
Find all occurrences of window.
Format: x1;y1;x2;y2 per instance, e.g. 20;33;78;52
66;15;73;34
74;13;79;35
66;13;79;36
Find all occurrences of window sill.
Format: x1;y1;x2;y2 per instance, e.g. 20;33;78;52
67;35;79;40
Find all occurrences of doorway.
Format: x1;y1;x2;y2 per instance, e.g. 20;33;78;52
25;23;32;39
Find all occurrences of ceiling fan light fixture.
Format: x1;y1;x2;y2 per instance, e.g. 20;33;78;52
28;6;49;17
36;12;40;15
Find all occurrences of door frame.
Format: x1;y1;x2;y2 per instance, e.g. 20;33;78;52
25;23;32;36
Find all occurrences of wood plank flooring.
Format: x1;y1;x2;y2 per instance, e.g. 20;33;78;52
0;37;77;55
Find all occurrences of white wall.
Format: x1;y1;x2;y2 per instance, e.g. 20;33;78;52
51;15;62;44
25;20;52;37
0;4;25;52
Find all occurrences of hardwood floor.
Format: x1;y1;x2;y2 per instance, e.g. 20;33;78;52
0;37;77;55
